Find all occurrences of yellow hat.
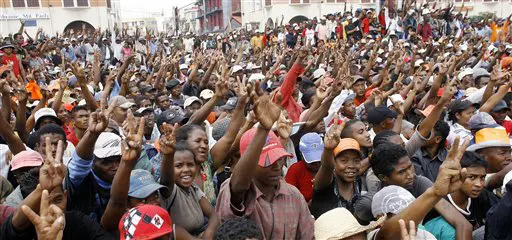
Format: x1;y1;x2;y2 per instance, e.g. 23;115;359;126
334;138;362;157
467;128;511;151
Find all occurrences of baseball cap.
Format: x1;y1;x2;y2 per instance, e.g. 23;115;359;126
184;96;203;108
179;64;188;70
248;73;265;82
34;108;63;129
386;94;404;107
128;169;168;199
156;109;188;126
313;68;326;80
458;68;474;80
350;75;365;87
299;133;324;164
232;65;243;73
10;150;44;171
468;112;500;131
492;100;510;112
367;106;398;125
93;132;122;159
342;93;356;106
119;205;173;240
240;128;292;167
449;99;479;114
110;96;136;109
472;68;490;79
220;97;238;111
371;185;416;217
200;89;214;100
140;85;157;94
165;79;181;89
334;138;362;157
415;104;435;117
135;107;154;116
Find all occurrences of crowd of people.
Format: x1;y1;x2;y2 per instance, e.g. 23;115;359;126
1;0;512;239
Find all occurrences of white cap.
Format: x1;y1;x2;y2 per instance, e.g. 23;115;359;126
387;94;405;107
184;96;203;108
163;39;169;43
200;89;214;100
179;64;188;70
414;59;425;67
26;100;40;108
34;108;59;125
418;48;427;54
458;68;474;80
422;8;430;15
232;65;243;73
93;132;122;158
248;73;265;82
313;68;326;80
377;48;385;54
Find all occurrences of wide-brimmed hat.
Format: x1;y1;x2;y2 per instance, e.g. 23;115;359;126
0;39;15;50
315;208;385;239
467;128;511;151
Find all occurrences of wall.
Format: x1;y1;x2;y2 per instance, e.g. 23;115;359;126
242;0;512;30
0;0;109;36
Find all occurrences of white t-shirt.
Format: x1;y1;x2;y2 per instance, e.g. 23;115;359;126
305;29;315;45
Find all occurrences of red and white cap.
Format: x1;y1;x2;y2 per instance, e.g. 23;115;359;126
119;204;173;240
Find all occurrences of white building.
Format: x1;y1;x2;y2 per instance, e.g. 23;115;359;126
0;0;113;37
242;0;512;31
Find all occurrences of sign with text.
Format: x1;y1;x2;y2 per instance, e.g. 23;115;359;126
0;13;50;20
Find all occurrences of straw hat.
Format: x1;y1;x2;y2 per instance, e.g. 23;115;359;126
315;208;385;240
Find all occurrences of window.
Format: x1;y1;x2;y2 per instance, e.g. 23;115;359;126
12;0;39;7
63;0;89;7
106;0;111;8
289;0;310;4
265;0;271;6
361;0;375;3
482;0;498;2
454;0;470;2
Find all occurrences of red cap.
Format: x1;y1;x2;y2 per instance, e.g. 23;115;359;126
240;128;292;167
437;88;444;97
119;205;173;240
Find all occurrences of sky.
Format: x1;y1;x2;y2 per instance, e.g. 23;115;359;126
120;0;195;20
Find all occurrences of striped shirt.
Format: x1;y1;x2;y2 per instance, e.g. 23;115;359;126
216;179;314;240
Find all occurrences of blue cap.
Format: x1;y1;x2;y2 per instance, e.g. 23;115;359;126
492;100;510;112
128;170;168;199
299;133;324;164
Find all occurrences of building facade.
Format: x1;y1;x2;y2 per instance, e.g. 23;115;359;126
196;0;242;33
242;0;512;31
0;0;114;36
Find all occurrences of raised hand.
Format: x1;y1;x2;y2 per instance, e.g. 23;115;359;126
274;110;293;139
235;82;252;105
433;136;469;197
324;115;345;150
121;114;145;163
159;123;180;155
70;62;86;83
88;108;110;134
252;81;281;130
399;219;417;240
21;190;65;240
215;78;229;99
38;137;66;191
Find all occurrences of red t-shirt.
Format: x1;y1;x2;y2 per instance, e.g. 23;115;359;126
1;54;21;77
66;130;79;147
361;18;370;34
285;160;315;202
502;120;512;135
